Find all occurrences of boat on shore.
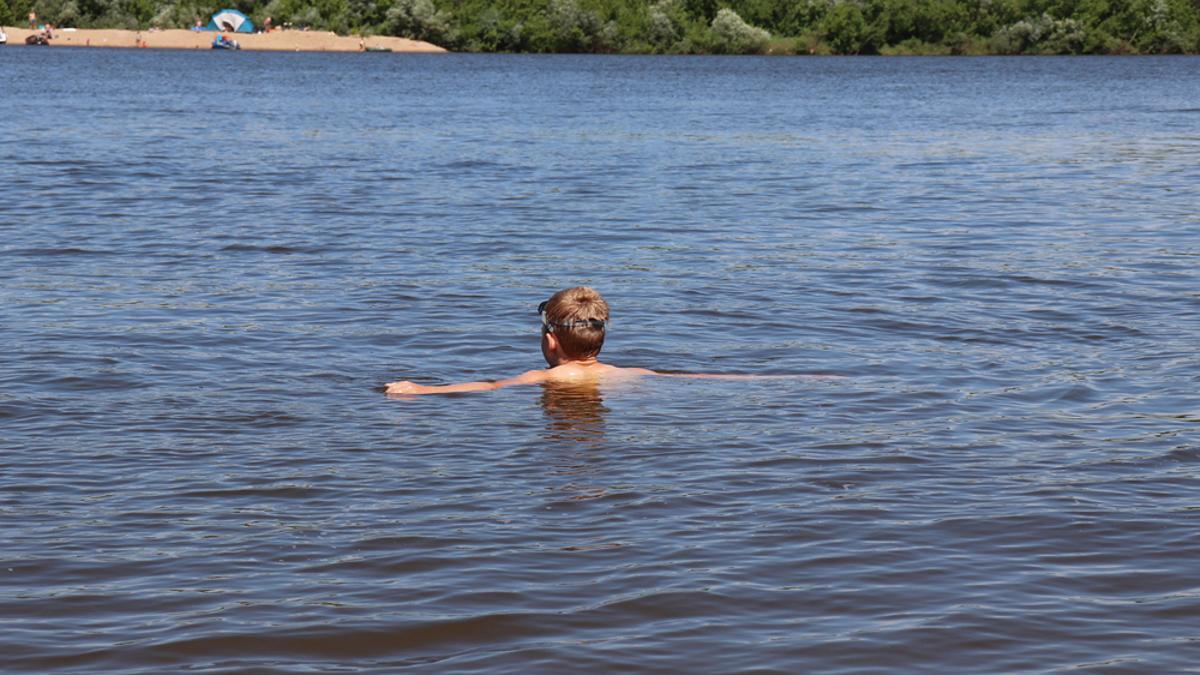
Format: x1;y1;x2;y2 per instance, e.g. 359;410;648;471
211;35;240;50
0;27;8;45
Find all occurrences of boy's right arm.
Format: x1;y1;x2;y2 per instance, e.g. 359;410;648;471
386;370;546;395
386;380;493;395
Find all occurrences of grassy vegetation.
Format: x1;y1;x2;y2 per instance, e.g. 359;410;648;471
7;0;1200;54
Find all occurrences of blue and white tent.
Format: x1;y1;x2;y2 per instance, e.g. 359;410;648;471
206;9;254;33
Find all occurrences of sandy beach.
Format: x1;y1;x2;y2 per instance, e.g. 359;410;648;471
1;26;446;52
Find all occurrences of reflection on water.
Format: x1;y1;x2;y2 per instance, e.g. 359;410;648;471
537;381;615;506
539;381;609;445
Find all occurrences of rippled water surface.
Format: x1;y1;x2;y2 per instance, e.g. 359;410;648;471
3;50;1199;672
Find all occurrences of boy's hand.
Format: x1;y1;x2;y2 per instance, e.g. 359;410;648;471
386;380;427;395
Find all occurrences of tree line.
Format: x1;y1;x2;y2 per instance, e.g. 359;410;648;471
5;0;1200;54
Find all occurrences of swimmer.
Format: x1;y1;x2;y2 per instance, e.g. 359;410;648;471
386;286;773;395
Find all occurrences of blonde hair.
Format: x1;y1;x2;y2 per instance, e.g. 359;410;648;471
542;287;609;359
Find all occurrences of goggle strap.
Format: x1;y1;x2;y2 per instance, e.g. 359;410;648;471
547;319;607;329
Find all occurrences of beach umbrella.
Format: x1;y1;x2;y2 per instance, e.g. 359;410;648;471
206;9;255;33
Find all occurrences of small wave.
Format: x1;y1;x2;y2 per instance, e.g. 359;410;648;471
1157;446;1200;464
149;611;547;662
219;243;320;255
12;158;102;168
175;485;331;500
440;159;509;170
3;247;114;257
46;374;148;392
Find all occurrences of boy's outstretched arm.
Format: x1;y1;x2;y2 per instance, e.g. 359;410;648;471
653;372;836;381
386;370;546;395
655;373;780;380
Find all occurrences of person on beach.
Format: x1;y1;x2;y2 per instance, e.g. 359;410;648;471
29;11;37;29
386;286;778;395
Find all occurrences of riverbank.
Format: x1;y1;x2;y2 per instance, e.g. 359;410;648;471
0;27;446;52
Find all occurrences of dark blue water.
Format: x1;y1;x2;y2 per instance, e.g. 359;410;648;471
3;49;1199;672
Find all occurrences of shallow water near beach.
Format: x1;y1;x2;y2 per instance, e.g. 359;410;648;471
2;50;1199;671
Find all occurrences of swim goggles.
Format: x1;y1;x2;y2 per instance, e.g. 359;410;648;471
539;300;608;332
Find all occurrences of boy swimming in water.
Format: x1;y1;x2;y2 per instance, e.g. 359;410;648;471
386;286;655;395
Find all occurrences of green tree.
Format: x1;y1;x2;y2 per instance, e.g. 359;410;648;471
681;0;717;22
1114;0;1200;52
821;1;871;53
645;0;689;52
990;12;1086;52
383;0;452;42
878;0;967;43
709;6;769;52
543;0;619;52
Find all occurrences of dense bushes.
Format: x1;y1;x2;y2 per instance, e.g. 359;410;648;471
6;0;1200;54
709;7;770;53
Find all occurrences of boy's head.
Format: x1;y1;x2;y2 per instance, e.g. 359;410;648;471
539;287;609;361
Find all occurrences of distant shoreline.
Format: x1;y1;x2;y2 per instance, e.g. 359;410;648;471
1;27;446;53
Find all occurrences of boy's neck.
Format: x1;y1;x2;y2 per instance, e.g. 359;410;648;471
552;356;599;368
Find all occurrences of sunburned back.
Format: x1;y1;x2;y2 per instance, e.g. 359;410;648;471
541;362;655;383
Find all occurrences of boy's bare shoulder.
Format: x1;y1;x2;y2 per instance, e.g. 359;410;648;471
498;369;552;386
